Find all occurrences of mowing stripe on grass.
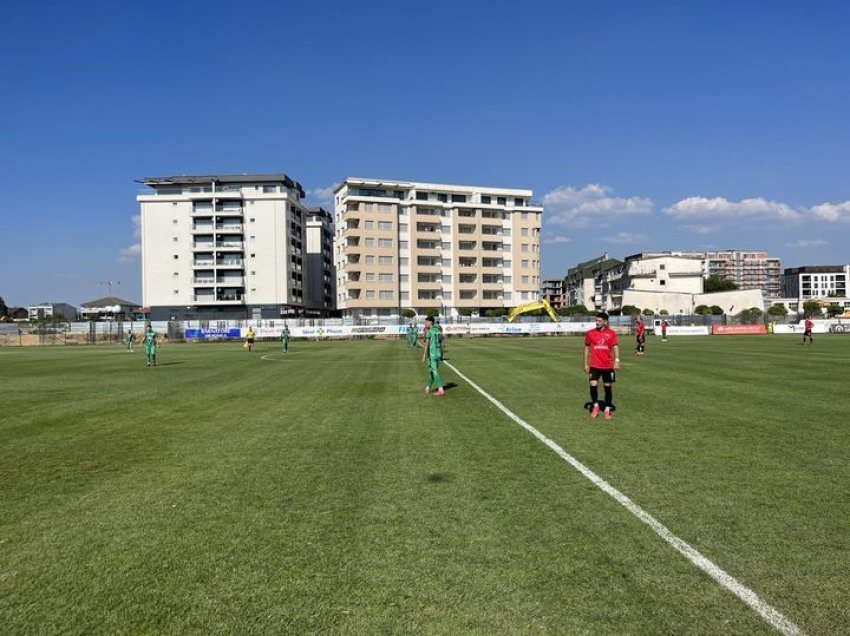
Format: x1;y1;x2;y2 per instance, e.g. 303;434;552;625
445;360;805;636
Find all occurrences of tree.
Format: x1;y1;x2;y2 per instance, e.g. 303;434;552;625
827;304;843;317
803;300;823;317
558;305;593;316
767;304;788;317
424;307;440;318
658;309;669;315
704;275;738;293
641;308;655;316
457;307;474;317
401;308;416;319
710;305;724;315
485;308;506;318
0;296;8;318
694;305;711;315
621;305;641;316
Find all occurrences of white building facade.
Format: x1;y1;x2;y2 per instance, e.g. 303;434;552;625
137;174;335;321
334;178;542;318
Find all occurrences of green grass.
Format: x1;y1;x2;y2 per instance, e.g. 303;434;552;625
1;335;848;634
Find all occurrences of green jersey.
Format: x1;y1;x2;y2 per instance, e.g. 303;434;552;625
281;328;290;340
425;325;442;358
143;331;157;348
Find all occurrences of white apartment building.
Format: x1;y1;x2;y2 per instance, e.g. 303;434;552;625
604;252;705;314
783;265;849;300
334;178;543;318
137;174;335;321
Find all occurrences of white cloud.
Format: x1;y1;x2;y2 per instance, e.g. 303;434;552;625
603;232;649;245
543;234;572;244
118;244;141;262
306;182;340;208
665;196;803;232
785;239;828;248
118;215;141;262
542;184;653;228
810;201;850;222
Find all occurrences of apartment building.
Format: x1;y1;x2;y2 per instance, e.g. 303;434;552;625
564;254;622;310
783;265;849;300
334;178;542;318
137;174;335;320
701;250;782;298
540;278;566;308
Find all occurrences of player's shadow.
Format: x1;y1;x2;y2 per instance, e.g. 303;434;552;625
154;361;183;366
426;472;454;484
442;382;458;391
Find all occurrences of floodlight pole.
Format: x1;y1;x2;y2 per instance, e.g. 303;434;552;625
99;280;121;298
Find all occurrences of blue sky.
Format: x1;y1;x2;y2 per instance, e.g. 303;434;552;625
2;0;849;307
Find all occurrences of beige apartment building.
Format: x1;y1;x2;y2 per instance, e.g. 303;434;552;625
334;178;543;318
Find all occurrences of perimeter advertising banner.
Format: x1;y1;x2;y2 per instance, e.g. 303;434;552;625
712;324;767;335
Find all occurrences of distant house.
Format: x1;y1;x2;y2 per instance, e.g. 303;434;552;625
5;307;29;321
27;302;78;321
79;296;139;321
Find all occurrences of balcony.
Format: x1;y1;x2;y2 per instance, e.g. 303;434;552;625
193;278;215;285
215;242;243;250
216;259;244;268
193;242;215;251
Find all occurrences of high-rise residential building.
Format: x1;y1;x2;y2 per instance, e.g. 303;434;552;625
700;250;782;298
540;278;566;308
137;174;335;320
334;178;542;318
783;265;849;300
564;254;622;310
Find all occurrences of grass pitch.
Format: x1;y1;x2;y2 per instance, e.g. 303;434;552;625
0;335;848;634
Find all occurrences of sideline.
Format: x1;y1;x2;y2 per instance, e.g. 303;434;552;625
444;360;804;636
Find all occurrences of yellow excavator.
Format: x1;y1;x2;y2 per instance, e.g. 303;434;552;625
507;298;560;323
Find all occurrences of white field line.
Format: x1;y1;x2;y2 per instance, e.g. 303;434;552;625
444;360;805;636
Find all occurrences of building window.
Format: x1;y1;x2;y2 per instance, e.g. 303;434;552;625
379;291;393;300
263;185;276;193
515;198;524;206
365;221;374;229
366;290;375;299
173;255;179;259
451;194;466;203
378;221;392;230
365;238;374;247
378;239;393;248
481;195;491;204
379;273;393;282
438;194;448;203
378;203;392;213
366;255;375;264
366;273;375;281
379;256;393;265
521;228;529;236
416;192;428;200
497;197;506;206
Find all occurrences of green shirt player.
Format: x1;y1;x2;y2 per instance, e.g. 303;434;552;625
407;323;418;347
281;326;290;352
422;316;445;396
143;326;157;367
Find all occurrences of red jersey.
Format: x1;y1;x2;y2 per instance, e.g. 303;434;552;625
585;327;618;369
804;320;813;332
636;321;645;336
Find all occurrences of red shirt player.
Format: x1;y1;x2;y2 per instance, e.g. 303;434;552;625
661;319;669;341
635;317;646;355
803;317;814;344
583;312;620;420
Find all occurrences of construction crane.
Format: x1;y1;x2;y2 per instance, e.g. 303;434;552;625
507;298;560;323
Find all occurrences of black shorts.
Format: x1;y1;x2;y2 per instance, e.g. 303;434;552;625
636;334;645;343
804;330;812;336
589;367;616;383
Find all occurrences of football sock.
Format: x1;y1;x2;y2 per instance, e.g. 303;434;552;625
590;385;599;404
604;386;613;407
